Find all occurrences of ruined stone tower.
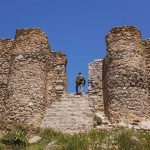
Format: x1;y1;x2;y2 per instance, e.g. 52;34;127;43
89;26;150;123
104;26;149;122
0;28;67;125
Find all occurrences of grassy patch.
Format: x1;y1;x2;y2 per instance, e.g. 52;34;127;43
58;133;88;150
114;128;150;150
1;130;28;146
0;122;150;150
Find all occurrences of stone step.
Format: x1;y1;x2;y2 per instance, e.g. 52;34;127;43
40;93;94;133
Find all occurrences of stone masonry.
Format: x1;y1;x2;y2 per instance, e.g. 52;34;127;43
105;26;149;122
89;26;150;123
0;26;150;133
143;39;150;98
0;28;67;126
0;39;14;117
88;59;103;111
41;93;93;133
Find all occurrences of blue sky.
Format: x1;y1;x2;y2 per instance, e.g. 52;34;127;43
1;0;150;92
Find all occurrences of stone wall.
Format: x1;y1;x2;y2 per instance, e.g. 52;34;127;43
88;59;103;111
0;39;14;117
0;28;67;126
143;39;150;98
1;26;150;128
104;26;149;123
52;52;67;95
46;52;67;105
5;29;50;124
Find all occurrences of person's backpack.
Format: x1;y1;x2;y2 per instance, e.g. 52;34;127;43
77;75;84;84
78;75;84;81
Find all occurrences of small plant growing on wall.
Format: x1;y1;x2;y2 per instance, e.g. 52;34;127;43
93;115;102;125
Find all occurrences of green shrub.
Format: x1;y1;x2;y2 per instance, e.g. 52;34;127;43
93;115;102;125
1;130;28;147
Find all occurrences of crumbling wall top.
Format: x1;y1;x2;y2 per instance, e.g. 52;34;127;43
15;28;48;39
143;39;150;46
106;26;141;46
105;26;143;53
0;39;14;57
52;51;67;65
0;39;14;48
106;26;141;37
13;28;51;54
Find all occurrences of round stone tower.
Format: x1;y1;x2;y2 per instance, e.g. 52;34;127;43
104;26;149;123
6;28;51;125
0;39;14;117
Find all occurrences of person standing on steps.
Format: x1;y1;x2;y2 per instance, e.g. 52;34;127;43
76;72;86;95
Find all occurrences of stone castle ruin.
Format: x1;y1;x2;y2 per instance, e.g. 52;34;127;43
89;26;150;124
0;26;150;133
0;29;67;125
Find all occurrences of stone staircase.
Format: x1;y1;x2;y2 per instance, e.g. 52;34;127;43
40;93;94;133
